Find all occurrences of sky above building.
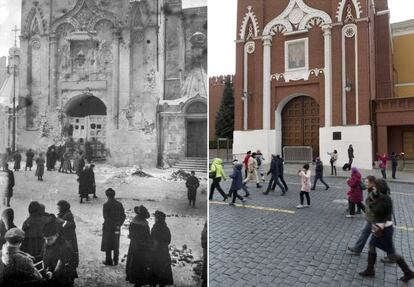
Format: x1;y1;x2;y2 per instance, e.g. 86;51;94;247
0;0;206;59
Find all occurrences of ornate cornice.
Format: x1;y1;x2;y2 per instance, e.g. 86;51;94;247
336;0;362;22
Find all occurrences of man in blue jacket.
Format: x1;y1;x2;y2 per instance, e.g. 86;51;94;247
228;163;247;206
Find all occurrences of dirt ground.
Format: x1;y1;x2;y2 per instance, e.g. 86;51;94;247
4;163;207;287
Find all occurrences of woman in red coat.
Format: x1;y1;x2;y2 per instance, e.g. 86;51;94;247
346;167;365;218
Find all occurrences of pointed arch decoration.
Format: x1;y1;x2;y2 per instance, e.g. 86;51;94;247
23;5;47;36
239;6;260;40
336;0;362;22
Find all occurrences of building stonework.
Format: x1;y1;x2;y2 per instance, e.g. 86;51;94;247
16;0;207;167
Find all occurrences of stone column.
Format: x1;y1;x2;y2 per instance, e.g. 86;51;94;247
112;29;121;129
49;33;57;108
19;35;29;102
262;35;272;130
243;41;255;131
323;25;332;128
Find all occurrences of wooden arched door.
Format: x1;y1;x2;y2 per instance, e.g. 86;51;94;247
282;96;320;158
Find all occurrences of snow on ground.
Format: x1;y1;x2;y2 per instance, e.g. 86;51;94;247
4;162;207;287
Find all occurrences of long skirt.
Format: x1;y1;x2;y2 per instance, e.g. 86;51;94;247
35;165;44;177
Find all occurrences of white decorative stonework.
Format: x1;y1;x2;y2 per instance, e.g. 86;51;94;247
30;37;41;50
245;41;255;54
288;7;304;25
344;25;356;38
239;6;260;40
336;0;362;22
271;68;324;82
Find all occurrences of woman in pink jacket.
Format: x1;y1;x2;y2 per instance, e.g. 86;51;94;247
296;164;311;209
377;153;388;179
346;167;365;218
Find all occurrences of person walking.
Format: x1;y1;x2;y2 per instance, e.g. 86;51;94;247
311;157;329;190
25;149;35;171
390;152;403;179
0;228;43;286
13;150;22;172
346;167;365;218
244;152;262;188
377;153;388;179
0;208;16;248
35;153;45;181
242;151;251;179
347;144;354;171
264;154;286;195
56;200;79;268
42;220;78;287
21;201;50;262
209;158;228;201
186;171;200;208
150;210;174;287
78;166;94;203
84;164;97;199
61;150;73;174
227;159;249;198
328;150;338;176
256;150;265;182
2;164;14;207
126;205;151;287
101;188;126;266
274;155;288;192
296;164;311;209
228;163;247;206
359;179;414;283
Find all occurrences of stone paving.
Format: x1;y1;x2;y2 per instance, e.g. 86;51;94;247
209;170;414;287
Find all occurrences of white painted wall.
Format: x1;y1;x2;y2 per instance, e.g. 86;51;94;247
319;125;373;170
233;130;276;162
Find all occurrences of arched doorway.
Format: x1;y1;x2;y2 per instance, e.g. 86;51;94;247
186;101;207;157
64;93;107;160
281;96;319;158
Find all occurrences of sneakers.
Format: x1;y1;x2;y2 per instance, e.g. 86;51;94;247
296;204;304;209
345;214;354;218
229;202;235;206
304;204;310;208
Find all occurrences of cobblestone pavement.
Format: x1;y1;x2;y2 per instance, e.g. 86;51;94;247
209;172;414;287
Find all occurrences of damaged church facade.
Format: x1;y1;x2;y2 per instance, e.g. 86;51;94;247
17;0;207;166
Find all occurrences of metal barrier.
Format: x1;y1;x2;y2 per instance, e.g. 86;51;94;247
283;146;313;163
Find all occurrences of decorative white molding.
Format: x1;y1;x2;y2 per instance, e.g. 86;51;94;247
336;0;362;22
239;6;260;41
395;82;414;87
270;68;324;82
263;0;332;35
243;41;255;130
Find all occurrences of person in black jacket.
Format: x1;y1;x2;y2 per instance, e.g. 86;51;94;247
264;155;286;195
347;144;354;171
311;157;329;190
274;155;288;191
25;149;35;171
359;179;414;282
101;188;126;266
56;200;79;268
2;164;14;207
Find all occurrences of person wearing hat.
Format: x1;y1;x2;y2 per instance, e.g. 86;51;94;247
86;163;97;199
42;220;78;286
0;227;43;286
56;200;79;268
311;157;329;191
150;210;173;286
186;171;200;208
2;164;14;207
126;205;151;287
101;188;126;266
0;207;16;248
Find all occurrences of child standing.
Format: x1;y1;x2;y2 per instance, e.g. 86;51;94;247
296;164;311;209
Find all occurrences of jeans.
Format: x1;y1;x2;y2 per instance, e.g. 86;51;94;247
348;200;365;215
209;177;227;200
266;175;286;194
312;175;329;189
300;191;310;205
351;220;371;253
330;162;337;175
273;175;288;191
231;189;244;203
381;168;387;179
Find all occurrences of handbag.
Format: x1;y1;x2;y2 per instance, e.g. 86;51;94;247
209;171;216;179
371;224;384;238
360;181;367;191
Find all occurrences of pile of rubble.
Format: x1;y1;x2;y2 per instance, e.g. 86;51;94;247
170;244;201;267
168;169;191;181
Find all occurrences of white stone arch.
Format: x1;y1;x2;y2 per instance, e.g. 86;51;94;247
239;6;260;40
336;0;362;22
24;6;47;36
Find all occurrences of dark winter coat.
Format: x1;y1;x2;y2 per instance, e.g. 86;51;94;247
21;215;50;261
85;167;96;195
25;150;34;168
150;221;173;286
315;160;324;177
391;154;398;167
0;208;16;248
366;191;393;223
229;164;243;190
267;157;281;178
62;152;72;171
126;218;151;285
277;158;284;176
57;210;79;268
186;175;200;201
35;157;45;177
101;198;126;252
346;169;363;203
77;168;93;198
13;153;22;170
348;147;354;159
42;236;78;285
2;170;14;198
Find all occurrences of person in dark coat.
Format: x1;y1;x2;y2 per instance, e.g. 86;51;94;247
85;164;97;199
274;155;288;191
46;147;53;171
56;200;79;268
311;157;330;190
126;205;151;287
0;207;16;248
2;164;15;207
61;151;73;174
390;152;403;179
77;167;92;203
85;142;93;163
347;144;354;171
101;188;126;266
35;153;45;181
13;150;22;171
25;149;35;171
228;163;247;206
78;151;85;175
346;167;365;218
264;155;286;195
186;171;200;208
1;151;8;171
150;210;173;287
42;220;78;287
0;227;43;287
21;201;49;262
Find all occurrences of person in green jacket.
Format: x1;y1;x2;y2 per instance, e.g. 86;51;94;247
209;158;228;201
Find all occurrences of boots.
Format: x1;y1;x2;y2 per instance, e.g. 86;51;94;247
256;183;262;188
359;252;376;277
396;256;414;282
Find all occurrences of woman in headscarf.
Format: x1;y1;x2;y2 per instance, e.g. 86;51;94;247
0;207;16;248
126;205;151;287
150;210;173;287
56;200;79;268
21;201;49;261
346;167;365;218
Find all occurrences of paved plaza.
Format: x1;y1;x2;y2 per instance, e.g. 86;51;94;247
209;168;414;287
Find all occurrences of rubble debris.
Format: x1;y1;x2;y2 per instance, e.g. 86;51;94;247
131;169;153;177
169;169;191;181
